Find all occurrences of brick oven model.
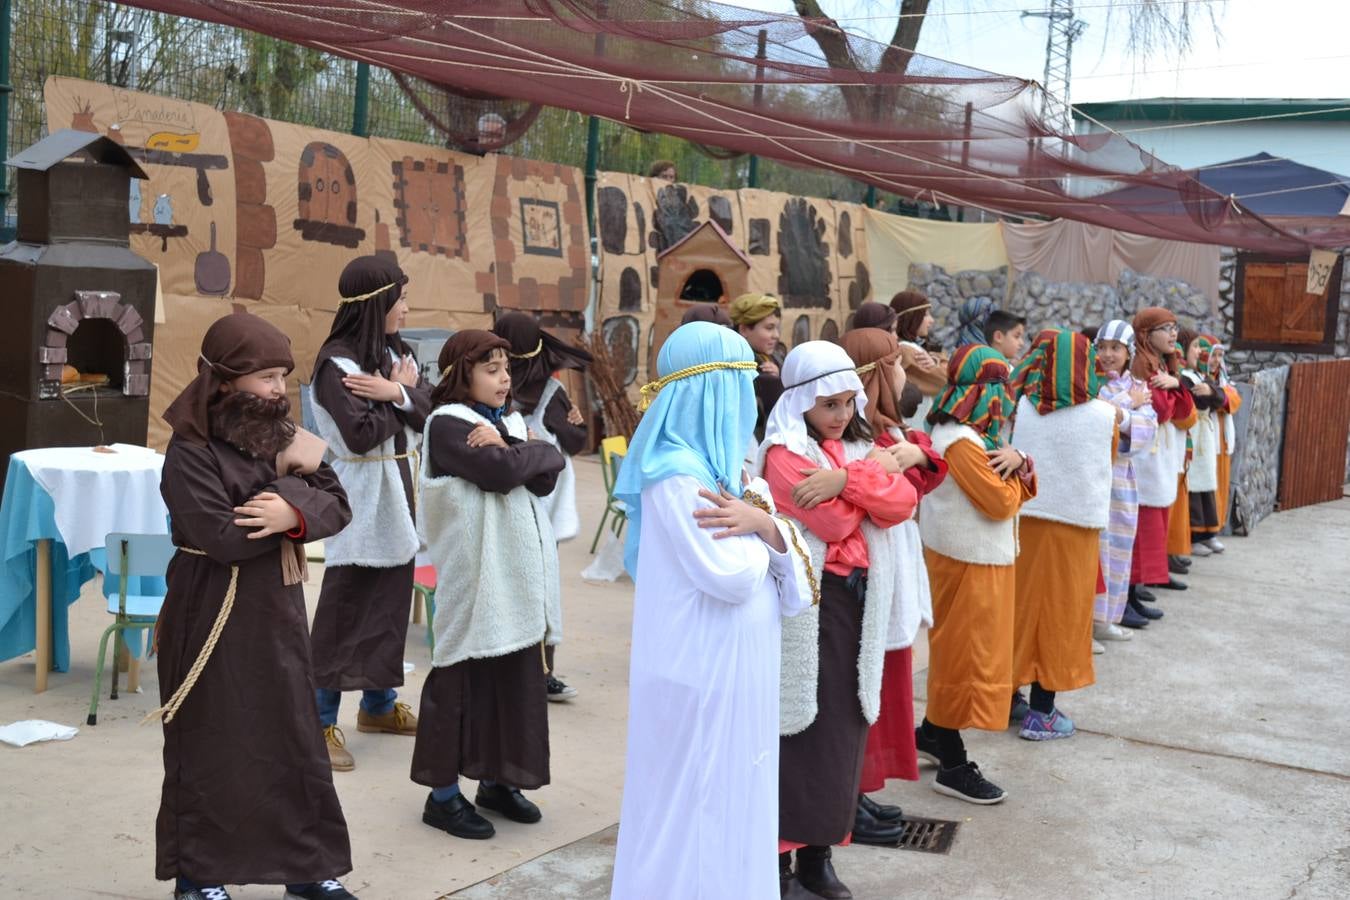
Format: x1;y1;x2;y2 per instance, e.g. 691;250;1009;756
0;130;157;484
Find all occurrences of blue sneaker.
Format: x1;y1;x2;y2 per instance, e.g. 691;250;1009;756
1019;708;1075;741
1009;691;1030;724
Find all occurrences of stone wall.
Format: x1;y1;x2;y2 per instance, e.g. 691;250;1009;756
906;262;1219;346
1230;365;1288;535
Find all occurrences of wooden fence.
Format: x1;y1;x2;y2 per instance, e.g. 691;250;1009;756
1277;358;1350;510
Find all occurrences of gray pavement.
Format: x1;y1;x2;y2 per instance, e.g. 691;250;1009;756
455;495;1350;900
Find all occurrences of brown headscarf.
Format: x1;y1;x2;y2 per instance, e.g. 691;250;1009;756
316;255;410;377
839;327;904;435
163;312;295;446
430;330;511;409
492;311;592;411
1130;306;1180;380
681;304;733;328
850;302;897;333
889;290;932;344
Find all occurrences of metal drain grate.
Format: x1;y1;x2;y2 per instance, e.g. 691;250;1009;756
890;816;959;854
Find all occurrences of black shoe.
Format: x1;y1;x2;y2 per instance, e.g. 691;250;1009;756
475;783;542;824
545;674;577;702
795;846;852;899
1168;555;1191;574
1131;584;1157;603
780;851;796;898
851;800;905;846
283;881;358;900
175;890;232;900
423;792;495;839
1119;603;1150;629
914;725;941;767
858;792;903;823
1149;577;1188;591
933;761;1006;805
1128;596;1164;620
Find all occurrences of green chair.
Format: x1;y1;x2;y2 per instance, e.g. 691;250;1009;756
412;565;437;649
589;435;629;553
88;533;175;726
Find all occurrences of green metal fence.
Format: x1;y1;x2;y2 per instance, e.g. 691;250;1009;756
1;0;914;239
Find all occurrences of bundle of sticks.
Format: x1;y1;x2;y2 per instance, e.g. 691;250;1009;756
579;331;640;441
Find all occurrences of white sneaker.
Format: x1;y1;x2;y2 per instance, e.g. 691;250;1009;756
1093;622;1133;642
1190;542;1213;557
1205;537;1225;553
1092;639;1105;655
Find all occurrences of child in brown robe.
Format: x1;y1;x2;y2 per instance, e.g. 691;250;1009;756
155;312;358;900
309;256;430;771
411;330;565;840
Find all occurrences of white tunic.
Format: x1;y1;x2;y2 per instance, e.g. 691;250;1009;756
610;475;812;900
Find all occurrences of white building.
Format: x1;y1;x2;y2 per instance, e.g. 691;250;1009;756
1073;98;1350;177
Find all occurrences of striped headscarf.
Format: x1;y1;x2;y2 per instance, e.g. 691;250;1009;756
930;344;1012;450
1008;328;1058;401
1195;334;1230;386
1095;319;1135;355
1011;328;1103;414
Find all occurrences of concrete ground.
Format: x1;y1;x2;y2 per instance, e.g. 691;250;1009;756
1;458;1347;899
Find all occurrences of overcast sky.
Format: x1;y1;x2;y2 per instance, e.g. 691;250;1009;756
736;0;1349;103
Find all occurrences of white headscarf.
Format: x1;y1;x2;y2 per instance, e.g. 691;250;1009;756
759;341;868;460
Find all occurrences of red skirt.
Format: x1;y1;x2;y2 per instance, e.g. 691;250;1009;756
1130;505;1170;586
859;648;919;793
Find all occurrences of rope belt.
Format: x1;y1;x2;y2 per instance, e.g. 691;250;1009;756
742;489;820;606
141;547;238;726
337;448;421;509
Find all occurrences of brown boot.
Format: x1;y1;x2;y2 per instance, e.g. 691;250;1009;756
357;701;418;736
795;845;851;899
324;724;354;772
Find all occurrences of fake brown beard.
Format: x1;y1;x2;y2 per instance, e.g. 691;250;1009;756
210;391;297;461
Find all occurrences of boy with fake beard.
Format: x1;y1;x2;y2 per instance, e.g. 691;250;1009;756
153;313;359;900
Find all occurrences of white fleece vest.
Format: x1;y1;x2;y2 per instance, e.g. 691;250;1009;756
1011;395;1116;530
524;378;580;542
310;356;421;567
920;423;1020;565
1134;418;1186;508
882;426;933;652
419;405;562;669
756;437;896;736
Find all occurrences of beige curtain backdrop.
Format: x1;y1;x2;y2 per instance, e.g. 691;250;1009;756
1000;219;1220;312
863;208;1008;299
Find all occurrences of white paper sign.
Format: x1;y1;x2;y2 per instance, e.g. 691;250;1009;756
1306;249;1338;295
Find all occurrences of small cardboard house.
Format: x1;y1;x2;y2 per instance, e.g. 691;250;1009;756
650;219;750;364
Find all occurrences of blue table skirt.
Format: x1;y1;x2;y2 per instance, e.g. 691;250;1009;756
0;456;165;672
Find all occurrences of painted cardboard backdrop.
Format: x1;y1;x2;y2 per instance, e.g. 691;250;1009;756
44;77;590;448
594;172;872;393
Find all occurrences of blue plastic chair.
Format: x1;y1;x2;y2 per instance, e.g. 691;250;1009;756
87;533;175;726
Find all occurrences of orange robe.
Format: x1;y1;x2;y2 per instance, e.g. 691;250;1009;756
1215;386;1242;531
924;440;1037;732
1013;519;1098;692
1165;404;1198;556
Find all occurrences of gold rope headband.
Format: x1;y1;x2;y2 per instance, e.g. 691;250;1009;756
855;361;879;375
637;360;758;411
896;302;931;317
338;281;397;306
509;340;544;359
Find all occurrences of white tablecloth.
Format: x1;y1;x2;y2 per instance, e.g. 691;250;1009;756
15;444;169;557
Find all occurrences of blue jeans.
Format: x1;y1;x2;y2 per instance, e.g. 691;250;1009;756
316;687;396;726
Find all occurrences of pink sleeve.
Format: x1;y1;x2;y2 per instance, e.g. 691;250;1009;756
839;458;918;528
764;445;866;543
